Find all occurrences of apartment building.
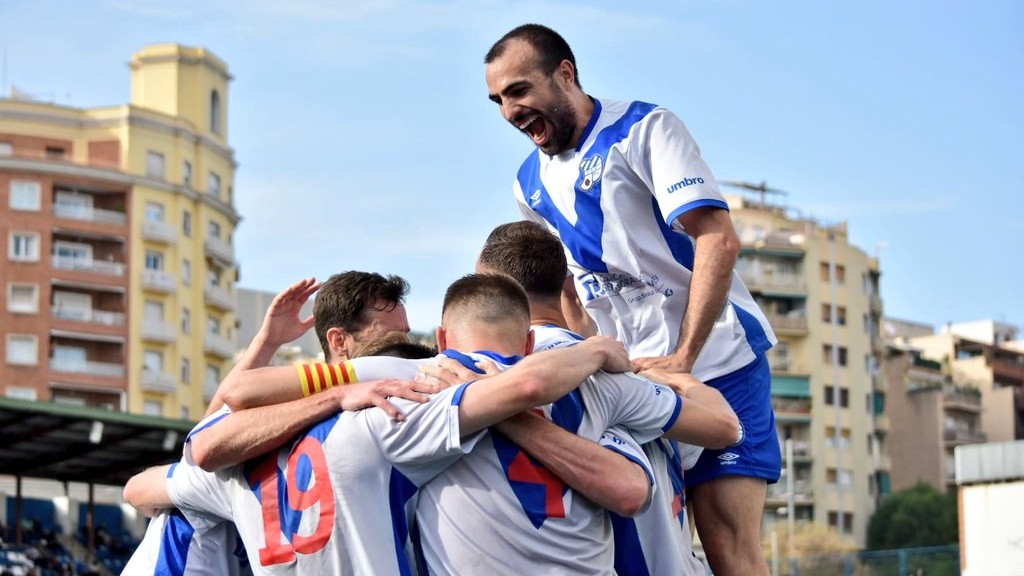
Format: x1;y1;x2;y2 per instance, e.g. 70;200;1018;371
726;192;888;546
0;44;240;419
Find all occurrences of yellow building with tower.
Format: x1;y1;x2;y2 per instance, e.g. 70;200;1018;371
0;44;239;419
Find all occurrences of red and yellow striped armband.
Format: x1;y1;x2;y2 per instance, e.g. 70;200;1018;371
295;361;358;397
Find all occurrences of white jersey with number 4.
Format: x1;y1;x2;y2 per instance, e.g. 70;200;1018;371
515;98;776;381
416;348;679;575
168;355;481;576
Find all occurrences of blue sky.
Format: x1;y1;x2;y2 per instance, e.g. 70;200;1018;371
2;1;1021;334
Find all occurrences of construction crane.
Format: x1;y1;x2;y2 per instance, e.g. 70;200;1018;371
720;180;788;207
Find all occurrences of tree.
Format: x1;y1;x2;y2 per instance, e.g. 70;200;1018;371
866;481;958;550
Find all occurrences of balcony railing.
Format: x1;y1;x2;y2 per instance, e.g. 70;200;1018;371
204;333;236;359
773;397;812;422
869;293;883;315
141;269;177;293
943;387;982;413
141;220;178;244
52;256;125;277
989;355;1024;383
141;319;178;343
49;357;124;378
53;204;127;226
140;370;176;393
204;285;235;311
204;237;235;265
943;427;987;445
767;480;814;502
766;312;808;334
739;272;806;295
51;306;125;326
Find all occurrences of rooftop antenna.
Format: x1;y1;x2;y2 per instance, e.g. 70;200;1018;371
720;180;789;207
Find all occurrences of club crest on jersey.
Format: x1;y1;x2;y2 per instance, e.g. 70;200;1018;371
529;189;542;207
578;154;604;192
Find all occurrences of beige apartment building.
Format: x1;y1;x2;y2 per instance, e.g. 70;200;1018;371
726;192;888;546
0;44;240;419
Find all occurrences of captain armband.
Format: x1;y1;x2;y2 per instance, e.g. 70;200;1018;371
295;361;358;397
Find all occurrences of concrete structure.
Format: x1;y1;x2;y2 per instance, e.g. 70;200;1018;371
726;192;887;546
235;287;322;365
954;441;1024;575
0;44;240;419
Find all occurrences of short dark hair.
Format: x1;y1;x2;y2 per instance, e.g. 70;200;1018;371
479;221;567;298
485;23;581;87
313;271;409;359
353;331;437;360
441;273;530;327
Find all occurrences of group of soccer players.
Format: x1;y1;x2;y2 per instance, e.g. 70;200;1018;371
121;22;783;576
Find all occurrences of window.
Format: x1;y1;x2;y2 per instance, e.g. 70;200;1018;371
206;364;221;388
822;303;832;323
8;283;39;313
182;259;192;285
839;388;849;408
145;202;165;222
208;172;221;197
183;161;193;187
824;385;835;405
9;232;40;261
145;151;166;178
208;220;222;239
55;191;93;219
827;511;854;533
143;350;164;373
10;180;41;211
182;210;192;236
207;316;221;336
181;307;191;333
208;267;221;288
53;291;91;320
45;146;66;159
143;400;163;416
144;300;164;322
210;90;222;135
53;241;91;263
819;262;830;282
825;426;852;450
5;386;37;401
822;344;848;366
181;406;190;419
181;357;191;384
836;306;847;326
145;250;164;271
6;334;38;365
0;141;12;155
836;265;846;284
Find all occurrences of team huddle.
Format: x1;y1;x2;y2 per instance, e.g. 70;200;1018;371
121;24;781;576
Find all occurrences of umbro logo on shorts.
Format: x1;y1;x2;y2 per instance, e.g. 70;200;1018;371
718;452;740;465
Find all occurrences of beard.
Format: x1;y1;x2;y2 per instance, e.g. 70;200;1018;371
541;88;579;155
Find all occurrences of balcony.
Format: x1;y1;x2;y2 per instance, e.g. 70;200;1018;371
140;370;176;393
52;256;125;277
49;357;124;378
204;333;236;359
766;312;808;335
766;479;814;504
141;220;178;244
141;319;178;343
773;397;812;423
869;293;883;315
141;269;177;293
739;231;805;258
53;204;127;226
204;237;235;267
51;306;125;327
791;440;812;460
739;272;806;298
943;427;987;446
989;355;1024;385
204;285;235;312
943;387;982;413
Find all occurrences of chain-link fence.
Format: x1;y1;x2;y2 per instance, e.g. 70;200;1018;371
772;544;960;575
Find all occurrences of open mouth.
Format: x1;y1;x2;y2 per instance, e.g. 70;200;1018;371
516;114;548;146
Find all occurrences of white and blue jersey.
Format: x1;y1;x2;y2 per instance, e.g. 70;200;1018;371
533;325;705;576
120;469;250;576
416;348;680;575
514;98;776;382
167;358;483;576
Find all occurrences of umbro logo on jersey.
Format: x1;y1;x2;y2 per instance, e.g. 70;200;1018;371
718;452;740;465
578;155;604;191
529;189;542;206
667;176;705;193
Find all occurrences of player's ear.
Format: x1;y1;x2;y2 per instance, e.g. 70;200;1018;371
524;329;535;356
436;326;448;352
326;327;352;361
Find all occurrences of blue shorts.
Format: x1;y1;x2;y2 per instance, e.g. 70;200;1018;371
685;352;781;490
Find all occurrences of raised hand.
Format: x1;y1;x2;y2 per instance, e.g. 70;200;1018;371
258;277;321;347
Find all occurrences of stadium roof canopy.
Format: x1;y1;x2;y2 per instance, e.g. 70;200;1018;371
0;397;193;486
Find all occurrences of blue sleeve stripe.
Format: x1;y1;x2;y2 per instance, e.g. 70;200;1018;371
666;198;729;227
605;445;655;486
451;382;472;406
185;412;229;442
661;394;684;433
167;462;178;478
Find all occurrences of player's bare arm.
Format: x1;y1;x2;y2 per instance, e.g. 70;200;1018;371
458;335;630;435
641;367;742;449
632;207;740;373
207;277;320;415
495;412;652;517
191;380;429;471
123;464;173;518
